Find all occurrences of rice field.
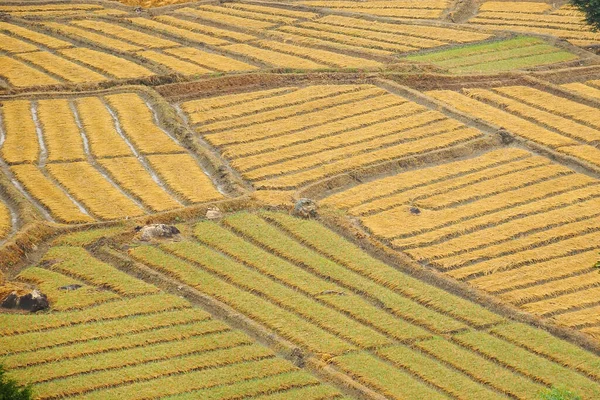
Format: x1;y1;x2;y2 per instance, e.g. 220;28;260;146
297;0;451;20
427;86;600;171
322;148;600;337
1;1;600;398
183;84;485;190
6;213;600;399
1;229;343;399
0;89;222;222
467;1;600;47
3;0;581;90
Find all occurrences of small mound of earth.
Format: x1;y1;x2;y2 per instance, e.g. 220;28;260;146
293;198;317;219
135;224;181;241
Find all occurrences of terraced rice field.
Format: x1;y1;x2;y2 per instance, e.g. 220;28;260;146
427;86;600;171
5;215;600;399
5;0;581;90
0;89;221;222
467;1;600;46
322;148;600;339
0;3;128;18
1;0;600;398
0;198;12;242
183;84;485;190
297;0;451;20
1;228;344;399
562;80;600;101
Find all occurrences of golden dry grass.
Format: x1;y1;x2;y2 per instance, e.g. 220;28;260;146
0;100;39;164
47;162;144;220
146;153;222;203
98;156;182;212
37;99;86;162
10;164;93;223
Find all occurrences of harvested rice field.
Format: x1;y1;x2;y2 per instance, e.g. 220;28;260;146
4;214;600;399
0;88;223;223
1;0;600;399
321;148;600;337
467;1;600;47
183;84;486;190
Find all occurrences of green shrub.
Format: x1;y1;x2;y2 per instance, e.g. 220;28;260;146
540;387;582;400
0;365;32;400
571;0;600;31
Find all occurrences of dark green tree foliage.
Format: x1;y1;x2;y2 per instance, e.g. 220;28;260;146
0;365;32;400
571;0;600;31
540;387;582;400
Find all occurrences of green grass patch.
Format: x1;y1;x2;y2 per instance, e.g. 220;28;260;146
405;37;578;73
406;37;544;62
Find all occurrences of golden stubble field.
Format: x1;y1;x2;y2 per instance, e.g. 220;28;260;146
1;0;600;399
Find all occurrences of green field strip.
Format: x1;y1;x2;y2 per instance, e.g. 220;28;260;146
17;267;119;311
194;220;337;295
414;337;546;399
331;351;448;400
316;293;432;341
453;331;600;398
163;372;323;400
129;246;355;355
33;344;275;399
452;51;578;73
0;293;192;336
435;44;564;69
250;382;345;399
489;323;600;381
43;246;159;296
406;37;544;63
377;345;509;400
163;240;392;349
193;221;431;341
262;211;505;327
2;318;229;369
68;358;298;400
51;227;125;246
0;308;209;356
223;213;468;333
14;330;253;384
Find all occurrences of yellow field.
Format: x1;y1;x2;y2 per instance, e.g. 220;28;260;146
0;89;223;222
428;87;600;170
0;2;518;90
0;200;11;241
467;1;600;46
5;214;600;399
184;84;484;190
298;0;450;19
322;148;600;334
1;1;600;399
